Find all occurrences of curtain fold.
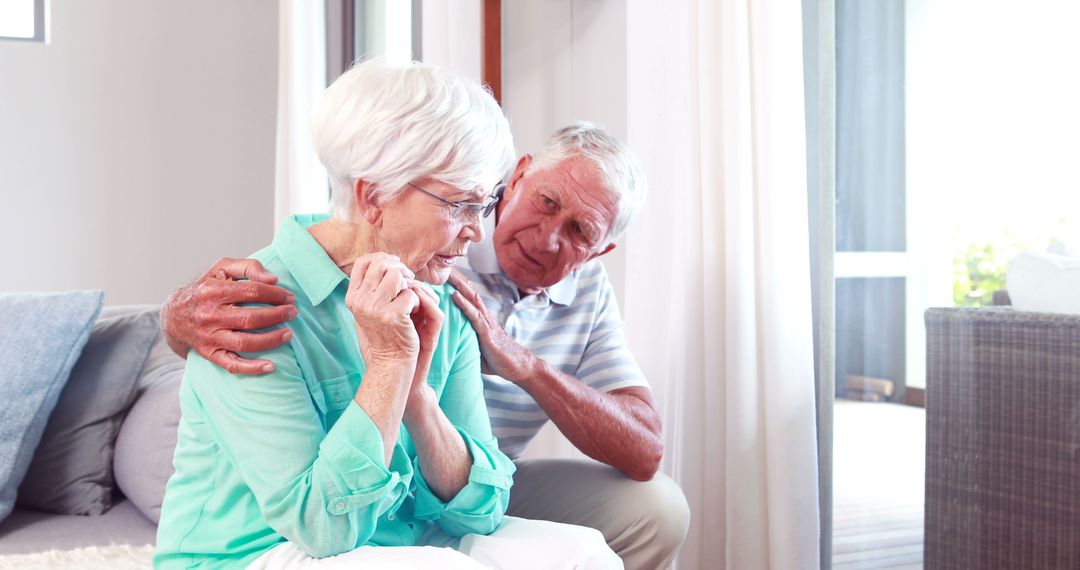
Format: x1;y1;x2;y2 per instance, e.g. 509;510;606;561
624;1;820;568
275;0;329;226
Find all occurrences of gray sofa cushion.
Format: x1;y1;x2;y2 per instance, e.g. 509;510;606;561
0;499;157;554
0;291;103;524
132;320;187;395
16;309;159;515
114;374;182;524
113;330;186;523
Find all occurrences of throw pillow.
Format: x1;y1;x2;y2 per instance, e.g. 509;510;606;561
133;323;188;394
1006;251;1080;315
114;375;183;523
16;308;159;515
0;290;104;523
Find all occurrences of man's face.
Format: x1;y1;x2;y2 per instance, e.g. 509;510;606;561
492;154;618;294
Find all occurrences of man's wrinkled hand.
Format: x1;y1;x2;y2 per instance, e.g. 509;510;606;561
448;270;537;383
161;257;298;375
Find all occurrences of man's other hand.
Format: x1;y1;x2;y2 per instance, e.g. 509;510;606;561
448;270;538;383
161;258;298;375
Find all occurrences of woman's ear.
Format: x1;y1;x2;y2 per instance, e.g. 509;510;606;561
353;180;383;227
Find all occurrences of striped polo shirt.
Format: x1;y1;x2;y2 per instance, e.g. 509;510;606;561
459;220;649;460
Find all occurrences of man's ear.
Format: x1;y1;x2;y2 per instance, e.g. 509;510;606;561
353;180;383;227
589;242;617;261
507;155;532;193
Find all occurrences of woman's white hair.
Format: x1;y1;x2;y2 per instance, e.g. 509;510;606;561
311;59;516;218
526;122;646;244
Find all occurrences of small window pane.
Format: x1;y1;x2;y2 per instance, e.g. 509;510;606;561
0;0;41;41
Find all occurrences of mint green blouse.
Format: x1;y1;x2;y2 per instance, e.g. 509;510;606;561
154;214;515;569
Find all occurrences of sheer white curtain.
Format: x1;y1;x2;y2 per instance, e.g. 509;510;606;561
623;1;820;568
275;0;329;225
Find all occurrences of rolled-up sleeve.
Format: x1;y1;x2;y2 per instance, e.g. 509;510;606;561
185;348;412;558
410;310;516;536
318;404;413;518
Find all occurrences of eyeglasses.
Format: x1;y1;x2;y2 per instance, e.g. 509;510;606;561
407;182;505;223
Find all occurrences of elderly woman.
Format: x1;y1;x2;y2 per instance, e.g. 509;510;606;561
154;61;621;569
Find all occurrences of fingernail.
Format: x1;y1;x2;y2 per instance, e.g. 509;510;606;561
262;363;274;373
283;329;293;341
288;307;299;319
286;293;297;303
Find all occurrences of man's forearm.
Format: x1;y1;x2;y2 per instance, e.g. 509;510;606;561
516;360;663;481
403;391;471;501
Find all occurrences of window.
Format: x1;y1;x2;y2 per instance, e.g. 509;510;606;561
0;0;47;42
809;0;1080;567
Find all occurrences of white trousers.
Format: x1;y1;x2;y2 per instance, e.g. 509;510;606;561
247;516;623;570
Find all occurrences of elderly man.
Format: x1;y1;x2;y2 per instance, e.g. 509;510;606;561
162;122;690;570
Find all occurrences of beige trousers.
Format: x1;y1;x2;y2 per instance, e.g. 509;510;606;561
507;459;691;570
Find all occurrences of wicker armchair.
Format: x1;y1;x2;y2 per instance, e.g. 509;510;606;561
924;305;1080;569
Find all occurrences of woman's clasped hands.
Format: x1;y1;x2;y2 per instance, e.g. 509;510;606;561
345;252;444;403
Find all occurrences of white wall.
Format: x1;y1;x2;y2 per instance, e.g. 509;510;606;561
0;0;278;305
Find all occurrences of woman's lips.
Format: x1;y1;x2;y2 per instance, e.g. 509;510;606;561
434;254;461;267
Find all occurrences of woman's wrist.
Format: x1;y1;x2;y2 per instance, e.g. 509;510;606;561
354;356;418;404
363;349;419;372
403;385;439;427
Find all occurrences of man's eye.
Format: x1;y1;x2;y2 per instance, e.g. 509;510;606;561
541;195;557;210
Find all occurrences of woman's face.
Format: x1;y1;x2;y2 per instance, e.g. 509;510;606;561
375;178;486;285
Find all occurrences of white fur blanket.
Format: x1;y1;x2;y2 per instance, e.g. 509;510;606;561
0;544;154;569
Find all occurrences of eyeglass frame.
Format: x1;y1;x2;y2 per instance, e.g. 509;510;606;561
406;181;506;222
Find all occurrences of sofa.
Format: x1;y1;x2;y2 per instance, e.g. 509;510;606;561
923;301;1080;569
0;302;184;567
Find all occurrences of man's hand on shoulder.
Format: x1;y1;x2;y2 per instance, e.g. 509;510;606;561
161;257;298;375
448;270;539;384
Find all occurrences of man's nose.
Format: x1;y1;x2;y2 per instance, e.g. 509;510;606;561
534;221;560;253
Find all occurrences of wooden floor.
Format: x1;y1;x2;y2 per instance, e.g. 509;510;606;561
833;400;925;569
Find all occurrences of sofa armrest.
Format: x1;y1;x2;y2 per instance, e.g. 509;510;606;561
924;307;1080;568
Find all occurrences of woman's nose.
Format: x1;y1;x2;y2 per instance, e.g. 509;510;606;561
462;217;484;242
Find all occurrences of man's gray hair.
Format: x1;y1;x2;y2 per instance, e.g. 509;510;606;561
311;59;516;218
526;122;647;244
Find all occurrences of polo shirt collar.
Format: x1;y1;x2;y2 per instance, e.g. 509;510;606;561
273;214;346;306
545;272;577;306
